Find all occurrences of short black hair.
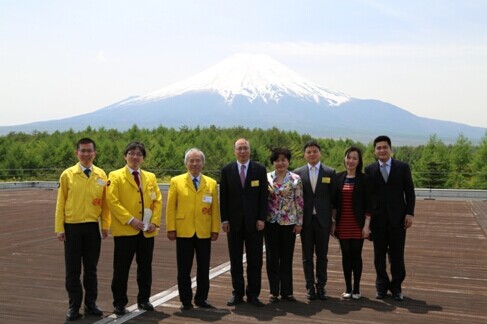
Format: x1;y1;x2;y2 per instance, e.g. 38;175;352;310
344;146;364;174
124;141;147;158
77;138;96;150
269;147;292;164
303;139;321;152
373;135;392;148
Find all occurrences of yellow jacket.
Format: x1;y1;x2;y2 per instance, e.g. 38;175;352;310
166;172;220;238
107;166;162;237
55;162;110;233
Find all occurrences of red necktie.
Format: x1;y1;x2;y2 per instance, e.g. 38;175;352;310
132;171;140;187
132;171;144;217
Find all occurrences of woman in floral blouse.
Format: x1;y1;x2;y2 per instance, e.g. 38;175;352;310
265;147;304;303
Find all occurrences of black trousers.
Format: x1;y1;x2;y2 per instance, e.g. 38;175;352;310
227;228;263;298
372;222;406;294
264;222;296;297
300;216;330;290
112;231;154;307
339;239;365;293
64;222;101;309
176;235;211;305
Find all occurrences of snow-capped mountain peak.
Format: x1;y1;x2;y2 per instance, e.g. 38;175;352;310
126;53;350;106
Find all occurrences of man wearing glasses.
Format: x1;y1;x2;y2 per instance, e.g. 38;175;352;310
220;138;268;307
106;141;162;316
55;138;110;321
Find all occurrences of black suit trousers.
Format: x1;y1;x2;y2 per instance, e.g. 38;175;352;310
372;222;406;294
64;223;101;309
300;216;330;289
227;228;263;298
112;231;154;306
176;235;211;304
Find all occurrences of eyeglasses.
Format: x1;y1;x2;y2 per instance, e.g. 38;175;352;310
78;149;95;154
235;146;250;151
127;151;144;157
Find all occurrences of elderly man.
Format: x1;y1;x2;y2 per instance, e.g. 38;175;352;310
166;148;220;310
220;138;268;307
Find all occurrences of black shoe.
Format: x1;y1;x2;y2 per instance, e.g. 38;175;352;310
307;288;317;300
138;301;154;311
269;295;279;303
84;304;103;316
248;297;265;307
180;303;194;310
375;291;386;299
281;295;297;302
66;308;81;321
195;300;214;308
393;293;404;301
227;295;243;306
316;287;327;300
114;305;127;315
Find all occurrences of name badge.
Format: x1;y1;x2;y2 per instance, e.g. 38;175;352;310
251;180;259;187
97;178;106;186
322;177;331;184
203;195;212;203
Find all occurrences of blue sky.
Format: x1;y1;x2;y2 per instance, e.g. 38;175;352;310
1;0;487;128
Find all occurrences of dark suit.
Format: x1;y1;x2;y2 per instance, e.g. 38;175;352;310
294;163;335;290
365;159;415;294
220;161;268;299
333;171;372;228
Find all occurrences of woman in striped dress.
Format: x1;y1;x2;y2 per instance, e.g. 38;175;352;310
331;146;372;299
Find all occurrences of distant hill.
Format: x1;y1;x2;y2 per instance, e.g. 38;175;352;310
1;54;484;145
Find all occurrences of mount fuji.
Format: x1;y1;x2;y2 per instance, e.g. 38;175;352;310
1;53;485;144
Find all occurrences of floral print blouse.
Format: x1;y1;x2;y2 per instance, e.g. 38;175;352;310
267;171;304;226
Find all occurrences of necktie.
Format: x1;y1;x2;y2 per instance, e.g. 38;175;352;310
132;171;144;217
192;177;198;190
84;168;91;178
381;164;389;182
240;164;246;188
132;171;141;187
310;166;317;192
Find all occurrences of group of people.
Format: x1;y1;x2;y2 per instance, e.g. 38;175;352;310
55;135;415;321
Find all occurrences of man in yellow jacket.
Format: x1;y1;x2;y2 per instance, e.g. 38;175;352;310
55;137;110;321
166;148;220;310
106;141;162;316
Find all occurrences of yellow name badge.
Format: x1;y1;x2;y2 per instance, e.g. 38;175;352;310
251;180;260;187
322;177;331;184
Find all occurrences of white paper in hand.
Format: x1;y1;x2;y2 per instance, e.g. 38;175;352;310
143;208;153;231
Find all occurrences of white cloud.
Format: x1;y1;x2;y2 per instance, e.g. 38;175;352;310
241;41;487;60
96;51;107;62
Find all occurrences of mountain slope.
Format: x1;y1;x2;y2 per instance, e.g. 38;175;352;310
1;54;485;145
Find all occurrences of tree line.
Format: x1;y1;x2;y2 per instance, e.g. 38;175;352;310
1;125;486;189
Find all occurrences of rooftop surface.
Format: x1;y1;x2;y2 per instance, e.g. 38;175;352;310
0;188;486;324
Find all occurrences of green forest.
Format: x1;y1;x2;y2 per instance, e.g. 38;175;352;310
1;125;487;189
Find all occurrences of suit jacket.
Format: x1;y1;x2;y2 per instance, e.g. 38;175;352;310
294;163;336;228
364;159;415;228
107;166;162;237
332;171;372;228
220;161;268;233
165;172;220;238
55;162;110;233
